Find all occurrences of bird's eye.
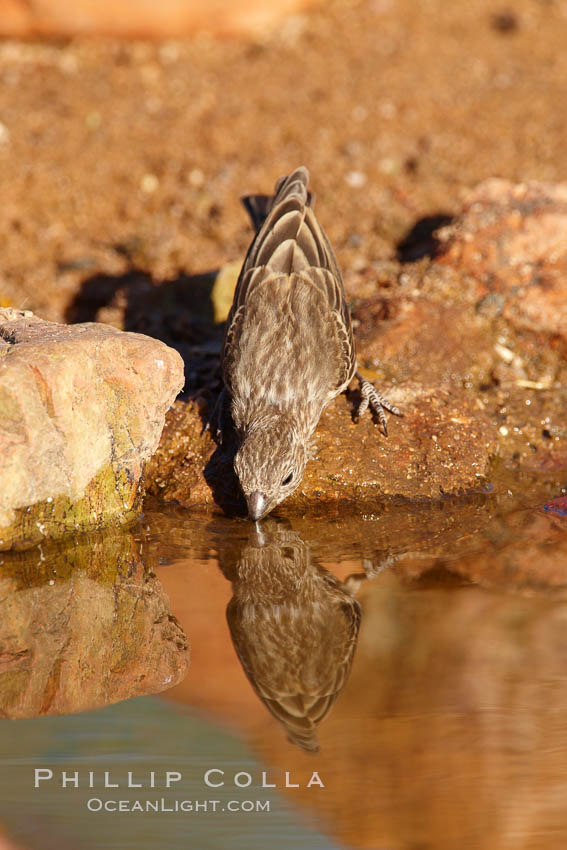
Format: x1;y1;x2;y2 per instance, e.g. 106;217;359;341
282;472;294;486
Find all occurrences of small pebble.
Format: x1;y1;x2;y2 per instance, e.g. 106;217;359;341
491;11;518;34
140;173;159;194
85;111;102;131
379;101;397;119
351;105;368;122
188;168;205;188
378;157;400;175
344;170;367;188
159;43;180;64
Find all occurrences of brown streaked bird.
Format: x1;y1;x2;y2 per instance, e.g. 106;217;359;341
219;519;361;753
218;166;400;520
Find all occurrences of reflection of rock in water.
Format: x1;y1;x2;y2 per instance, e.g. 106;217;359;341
0;529;189;719
219;520;361;752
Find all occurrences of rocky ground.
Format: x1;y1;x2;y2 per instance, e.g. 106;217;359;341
146;177;567;513
0;0;566;541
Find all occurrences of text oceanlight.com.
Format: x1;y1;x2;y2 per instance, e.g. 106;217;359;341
86;798;271;813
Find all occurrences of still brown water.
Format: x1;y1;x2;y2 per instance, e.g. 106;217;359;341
1;483;567;849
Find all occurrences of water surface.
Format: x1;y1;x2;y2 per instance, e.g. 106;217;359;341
1;486;567;849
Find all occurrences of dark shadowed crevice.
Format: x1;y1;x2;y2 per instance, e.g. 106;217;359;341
396;214;453;263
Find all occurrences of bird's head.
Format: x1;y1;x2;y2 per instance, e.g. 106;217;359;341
234;415;307;520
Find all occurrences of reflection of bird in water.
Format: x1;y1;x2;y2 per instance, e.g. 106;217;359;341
218;519;361;752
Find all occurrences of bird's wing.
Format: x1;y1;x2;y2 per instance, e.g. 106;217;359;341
222;167;356;392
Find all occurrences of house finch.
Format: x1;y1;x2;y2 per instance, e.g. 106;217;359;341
218;166;400;520
219;519;361;752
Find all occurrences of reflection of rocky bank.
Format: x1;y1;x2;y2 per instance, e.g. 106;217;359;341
219;520;360;752
0;530;189;718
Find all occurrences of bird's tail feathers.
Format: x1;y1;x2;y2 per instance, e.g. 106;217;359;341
242;166;314;232
241;194;273;232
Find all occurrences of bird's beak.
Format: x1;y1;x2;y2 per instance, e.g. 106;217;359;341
247;491;268;521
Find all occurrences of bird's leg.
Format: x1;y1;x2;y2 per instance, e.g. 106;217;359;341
354;371;401;436
204;387;227;443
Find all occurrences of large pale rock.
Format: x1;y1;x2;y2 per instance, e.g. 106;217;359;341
0;309;183;549
0;529;189;718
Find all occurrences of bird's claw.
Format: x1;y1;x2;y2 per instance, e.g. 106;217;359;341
355;372;401;436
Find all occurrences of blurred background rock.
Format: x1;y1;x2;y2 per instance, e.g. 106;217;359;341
0;0;321;39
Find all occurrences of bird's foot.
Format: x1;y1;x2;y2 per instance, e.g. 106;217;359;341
354;371;401;436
